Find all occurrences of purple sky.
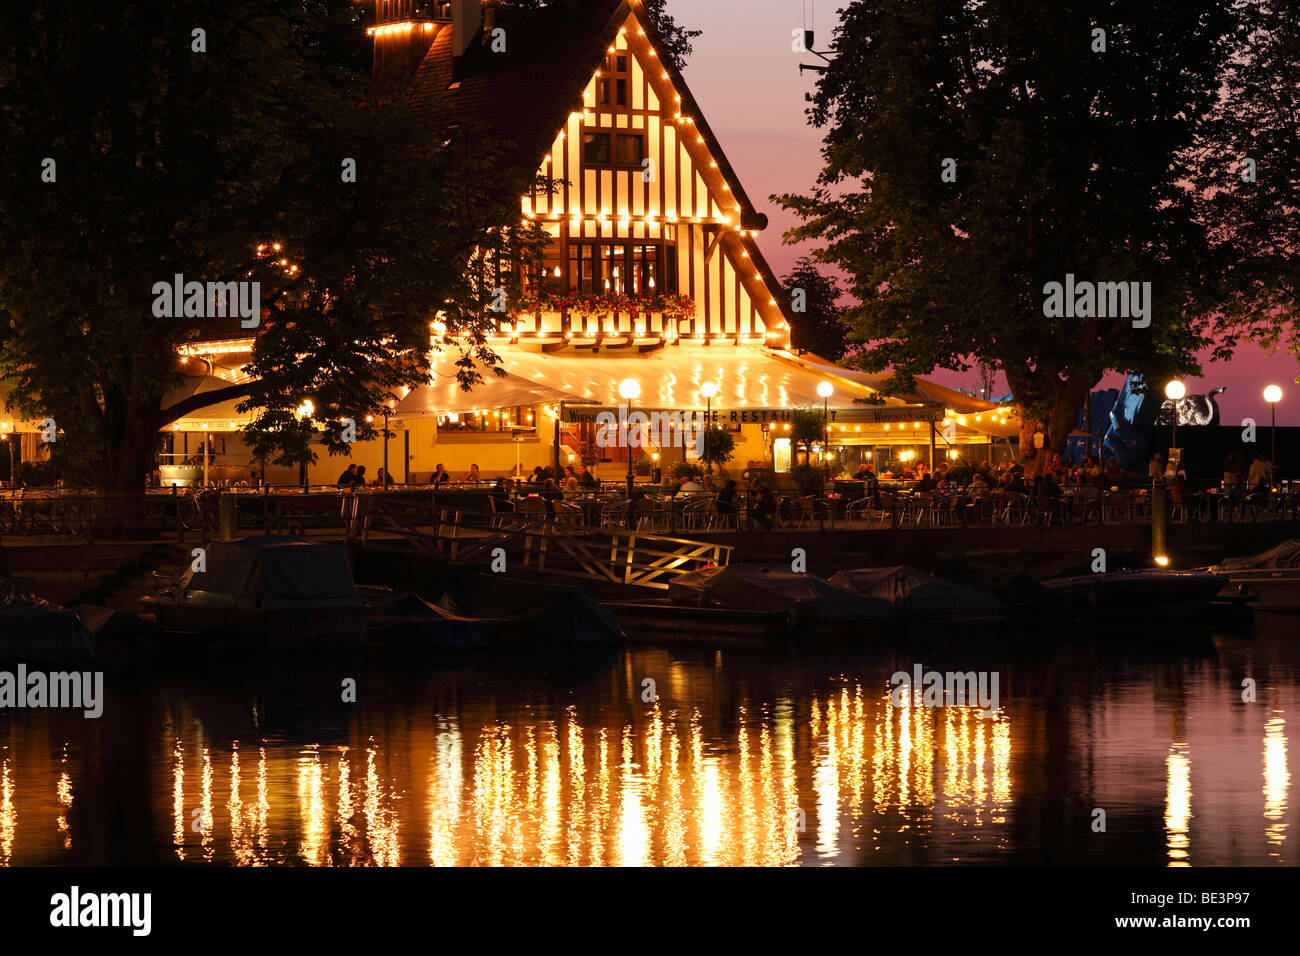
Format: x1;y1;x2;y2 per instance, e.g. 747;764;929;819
674;0;1299;425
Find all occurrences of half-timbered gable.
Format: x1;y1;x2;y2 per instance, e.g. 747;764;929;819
405;0;792;349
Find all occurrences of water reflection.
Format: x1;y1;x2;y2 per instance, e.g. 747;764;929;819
1263;711;1289;855
0;639;1295;865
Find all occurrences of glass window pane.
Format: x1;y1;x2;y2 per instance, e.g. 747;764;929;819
582;132;610;164
616;134;643;165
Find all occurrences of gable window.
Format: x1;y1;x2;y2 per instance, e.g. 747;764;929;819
582;132;611;165
616;134;645;166
599;53;631;107
582;130;645;169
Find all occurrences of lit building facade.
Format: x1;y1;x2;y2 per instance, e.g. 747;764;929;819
155;0;1015;486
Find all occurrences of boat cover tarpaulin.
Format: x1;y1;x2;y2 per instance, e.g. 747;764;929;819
1215;540;1300;571
668;565;894;622
439;574;624;644
365;592;493;648
0;582;95;663
829;566;1003;621
933;563;1066;616
179;536;360;607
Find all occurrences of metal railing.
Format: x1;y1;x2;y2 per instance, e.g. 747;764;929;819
3;478;1297;543
356;495;733;590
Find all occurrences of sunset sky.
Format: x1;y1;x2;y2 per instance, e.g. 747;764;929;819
677;0;1299;425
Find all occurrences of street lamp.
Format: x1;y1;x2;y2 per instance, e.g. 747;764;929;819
619;378;641;528
817;382;833;529
700;381;718;474
0;431;12;490
1265;385;1283;482
295;398;315;489
1164;380;1185;452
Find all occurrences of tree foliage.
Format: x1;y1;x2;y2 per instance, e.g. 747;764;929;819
700;426;736;469
781;257;850;360
790;406;826;464
777;0;1239;474
1192;0;1300;362
499;0;700;70
0;0;542;524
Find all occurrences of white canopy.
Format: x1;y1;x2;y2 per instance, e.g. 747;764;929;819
392;344;900;418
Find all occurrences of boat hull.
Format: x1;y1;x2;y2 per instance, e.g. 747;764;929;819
1215;571;1300;612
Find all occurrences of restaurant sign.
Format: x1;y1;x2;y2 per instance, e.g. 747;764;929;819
561;403;945;425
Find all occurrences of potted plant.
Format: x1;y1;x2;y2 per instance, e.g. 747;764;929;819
671;460;704;482
700;427;736;474
790;463;823;495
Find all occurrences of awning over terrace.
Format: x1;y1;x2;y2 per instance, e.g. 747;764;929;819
782;352;1021;440
392;344;906;419
162;374;254;432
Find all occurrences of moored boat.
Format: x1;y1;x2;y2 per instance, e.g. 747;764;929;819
829;566;1003;623
1210;540;1300;611
1039;568;1226;620
668;564;895;631
139;536;366;649
0;581;95;664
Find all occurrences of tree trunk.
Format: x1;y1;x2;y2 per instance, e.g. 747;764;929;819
1016;384;1093;479
98;399;163;539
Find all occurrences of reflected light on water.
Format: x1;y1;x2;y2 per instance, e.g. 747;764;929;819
1165;743;1192;867
1263;712;1289;855
0;646;1293;865
1;752;13;866
56;744;72;851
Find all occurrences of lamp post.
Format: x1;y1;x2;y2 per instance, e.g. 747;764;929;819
1164;380;1186;454
700;382;718;475
1;432;11;489
817;381;833;530
382;404;392;488
1265;385;1283;483
619;378;641;529
295;399;315;490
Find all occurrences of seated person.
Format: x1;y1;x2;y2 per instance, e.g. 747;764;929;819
716;479;739;518
676;474;705;497
747;482;777;531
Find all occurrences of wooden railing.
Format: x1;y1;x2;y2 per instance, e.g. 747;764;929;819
356;497;732;590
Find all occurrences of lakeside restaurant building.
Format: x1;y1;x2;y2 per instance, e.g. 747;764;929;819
3;1;1017;487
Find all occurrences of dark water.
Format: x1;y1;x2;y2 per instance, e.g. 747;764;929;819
0;615;1296;866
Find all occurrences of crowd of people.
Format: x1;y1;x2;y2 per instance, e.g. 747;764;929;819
326;444;1281;528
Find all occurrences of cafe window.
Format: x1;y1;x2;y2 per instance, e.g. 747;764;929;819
438;406;537;434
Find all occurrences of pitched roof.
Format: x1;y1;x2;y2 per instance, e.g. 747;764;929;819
405;0;770;231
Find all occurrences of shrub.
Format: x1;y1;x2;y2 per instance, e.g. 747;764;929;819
701;427;735;469
671;460;704;481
